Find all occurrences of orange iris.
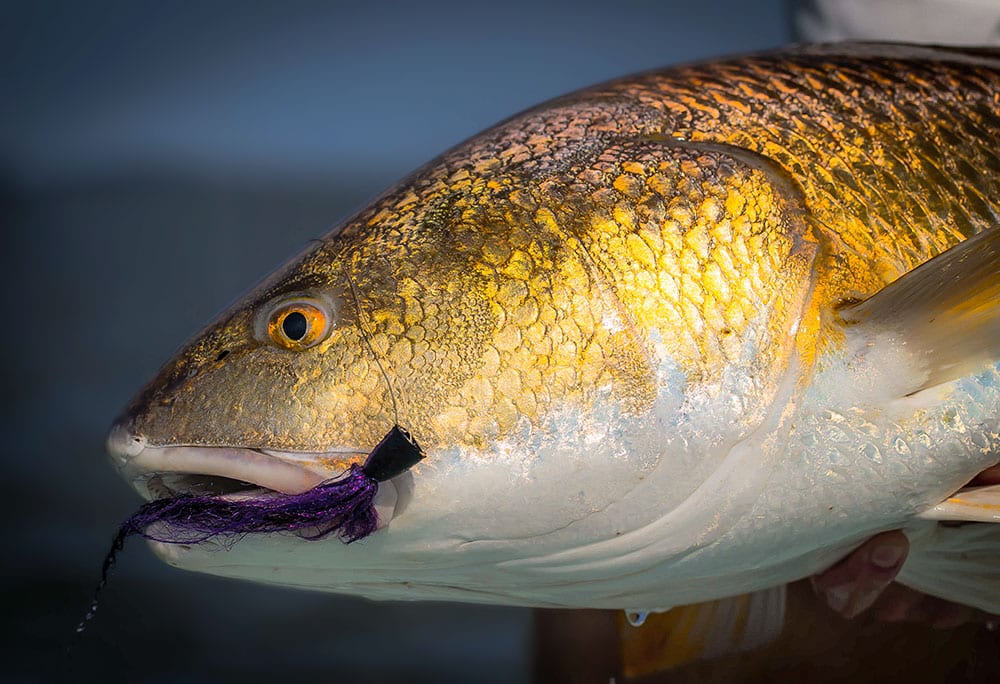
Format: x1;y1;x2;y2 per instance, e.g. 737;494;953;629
266;300;329;350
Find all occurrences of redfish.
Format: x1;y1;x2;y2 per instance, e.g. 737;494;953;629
105;44;1000;638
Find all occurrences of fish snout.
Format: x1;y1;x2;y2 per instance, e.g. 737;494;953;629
106;417;148;468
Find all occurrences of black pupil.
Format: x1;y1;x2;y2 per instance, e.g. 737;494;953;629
282;311;309;341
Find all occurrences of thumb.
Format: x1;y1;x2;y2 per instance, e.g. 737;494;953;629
811;531;909;619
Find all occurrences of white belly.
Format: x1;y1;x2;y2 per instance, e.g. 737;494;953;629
151;358;1000;609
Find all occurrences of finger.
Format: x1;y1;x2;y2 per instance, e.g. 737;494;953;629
969;462;1000;486
926;597;975;630
876;586;999;629
812;531;909;618
873;584;926;622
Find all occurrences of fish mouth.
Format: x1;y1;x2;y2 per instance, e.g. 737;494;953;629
107;422;365;501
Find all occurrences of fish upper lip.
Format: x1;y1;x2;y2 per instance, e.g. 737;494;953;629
108;416;369;499
113;441;367;502
130;445;330;497
107;422;147;466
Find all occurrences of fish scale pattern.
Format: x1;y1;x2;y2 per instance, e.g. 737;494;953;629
344;189;659;448
611;45;1000;298
129;44;1000;455
336;133;816;446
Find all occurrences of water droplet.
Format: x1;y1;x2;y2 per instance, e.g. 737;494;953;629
625;610;649;627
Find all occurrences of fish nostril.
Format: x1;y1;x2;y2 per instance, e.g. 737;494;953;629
106;420;147;464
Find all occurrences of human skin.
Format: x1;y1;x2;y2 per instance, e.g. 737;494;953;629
813;464;1000;626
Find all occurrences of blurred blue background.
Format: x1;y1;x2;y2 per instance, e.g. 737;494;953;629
0;1;791;681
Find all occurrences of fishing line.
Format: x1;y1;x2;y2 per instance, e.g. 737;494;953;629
77;260;424;638
343;263;401;426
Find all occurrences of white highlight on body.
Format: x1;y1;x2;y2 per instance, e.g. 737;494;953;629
600;309;625;334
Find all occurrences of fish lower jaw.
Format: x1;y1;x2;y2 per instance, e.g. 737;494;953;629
143;471;267;499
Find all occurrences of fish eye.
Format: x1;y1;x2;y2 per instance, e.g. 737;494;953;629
261;297;333;351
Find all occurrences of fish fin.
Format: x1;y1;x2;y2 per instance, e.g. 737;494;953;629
918;484;1000;523
619;586;786;678
898;520;1000;614
840;228;1000;394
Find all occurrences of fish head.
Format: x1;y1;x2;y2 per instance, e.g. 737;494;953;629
111;185;647;470
104;271;379;489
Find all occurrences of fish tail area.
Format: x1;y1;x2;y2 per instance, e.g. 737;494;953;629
839;227;1000;394
898;519;1000;615
618;586;786;678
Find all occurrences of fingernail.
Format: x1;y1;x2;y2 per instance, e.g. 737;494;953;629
871;543;906;569
826;585;851;613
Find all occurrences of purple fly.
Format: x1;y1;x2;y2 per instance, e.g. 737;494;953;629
77;425;423;633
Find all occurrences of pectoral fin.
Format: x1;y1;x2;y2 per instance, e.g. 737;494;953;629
898;518;1000;614
918;484;1000;523
840;228;999;394
619;586;786;678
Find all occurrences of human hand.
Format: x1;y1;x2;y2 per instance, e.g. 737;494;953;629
811;530;909;620
812;464;1000;628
